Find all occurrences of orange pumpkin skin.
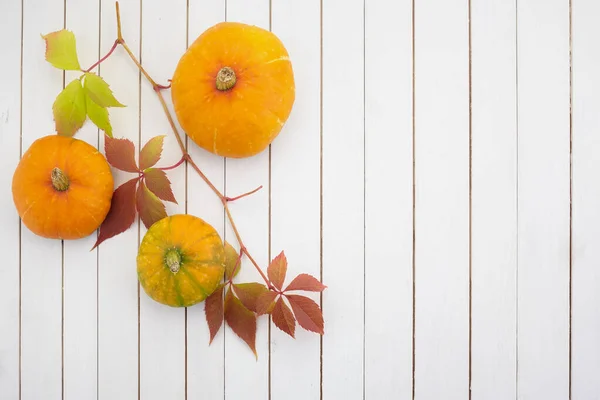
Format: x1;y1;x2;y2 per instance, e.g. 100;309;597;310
12;135;114;240
137;214;225;308
171;22;295;158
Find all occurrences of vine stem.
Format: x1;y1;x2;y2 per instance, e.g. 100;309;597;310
110;1;271;288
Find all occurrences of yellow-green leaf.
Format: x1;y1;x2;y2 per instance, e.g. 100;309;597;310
224;242;241;280
84;72;125;108
52;79;87;137
86;95;112;137
42;30;81;71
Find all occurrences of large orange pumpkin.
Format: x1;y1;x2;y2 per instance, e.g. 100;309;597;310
137;214;225;307
12;135;114;240
171;22;295;158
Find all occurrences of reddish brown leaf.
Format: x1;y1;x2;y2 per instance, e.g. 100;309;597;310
224;242;241;281
104;136;139;173
232;283;269;313
143;168;177;204
204;284;224;344
267;251;287;290
224;287;257;358
255;291;278;316
139;135;165;170
271;296;296;338
286;294;324;335
284;273;327;293
136;180;167;229
92;178;139;249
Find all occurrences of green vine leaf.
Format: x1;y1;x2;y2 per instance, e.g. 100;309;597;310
139;135;165;170
42;30;81;71
224;242;241;280
52;79;87;137
83;72;125;108
86;95;112;137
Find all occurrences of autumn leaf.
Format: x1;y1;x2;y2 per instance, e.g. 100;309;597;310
92;177;139;249
284;273;327;293
255;291;278;316
83;72;125;108
143;169;176;203
42;30;81;71
286;294;324;335
232;283;269;313
86;95;112;137
52;79;87;137
136;180;167;229
139;135;165;170
267;251;287;291
224;242;241;281
224;287;257;357
205;284;224;344
104;136;139;173
272;296;296;338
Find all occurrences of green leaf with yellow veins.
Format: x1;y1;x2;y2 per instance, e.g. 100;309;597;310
86;95;112;137
52;79;87;137
84;72;125;108
42;30;81;71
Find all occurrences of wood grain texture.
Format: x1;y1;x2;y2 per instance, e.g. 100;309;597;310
186;1;226;399
364;0;413;398
0;0;22;398
322;0;365;399
139;2;187;399
20;0;64;398
572;0;600;397
97;2;140;399
63;0;100;398
413;0;470;398
517;0;570;398
470;0;518;398
270;0;322;398
223;1;271;397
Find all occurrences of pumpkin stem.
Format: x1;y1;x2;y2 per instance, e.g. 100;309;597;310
216;67;236;91
51;167;70;192
165;249;182;273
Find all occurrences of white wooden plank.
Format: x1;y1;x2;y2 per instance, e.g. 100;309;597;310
0;0;22;398
20;0;64;398
413;0;470;397
185;1;226;399
139;1;187;399
322;0;364;398
63;0;100;398
470;0;517;398
363;0;413;398
223;1;271;398
571;0;600;397
270;0;321;398
97;1;140;398
517;0;570;398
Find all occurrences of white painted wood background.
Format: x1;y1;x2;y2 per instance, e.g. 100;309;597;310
0;0;598;399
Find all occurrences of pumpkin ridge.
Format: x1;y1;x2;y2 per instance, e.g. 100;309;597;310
173;273;185;307
179;267;210;299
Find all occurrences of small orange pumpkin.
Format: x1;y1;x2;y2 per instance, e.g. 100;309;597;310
12;135;114;240
171;22;295;158
137;214;225;307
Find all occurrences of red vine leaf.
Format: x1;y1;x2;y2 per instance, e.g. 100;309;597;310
255;291;278;316
136;180;167;229
232;283;269;313
204;284;224;344
267;251;287;291
286;294;324;335
104;136;139;173
92;177;139;249
224;287;257;358
139;135;165;170
224;242;241;281
144;168;176;204
284;273;327;293
272;296;296;338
